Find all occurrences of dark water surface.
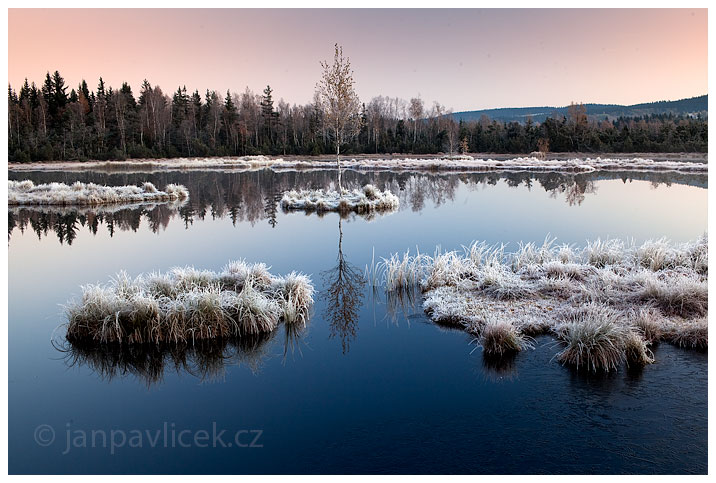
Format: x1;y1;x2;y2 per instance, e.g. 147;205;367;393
8;169;708;474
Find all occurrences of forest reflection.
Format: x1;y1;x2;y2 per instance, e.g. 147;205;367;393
9;169;706;245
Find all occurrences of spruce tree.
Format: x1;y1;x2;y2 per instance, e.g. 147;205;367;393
261;85;279;146
51;71;68;111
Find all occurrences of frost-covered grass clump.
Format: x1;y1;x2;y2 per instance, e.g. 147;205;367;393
281;184;399;215
372;235;707;371
554;304;653;371
64;261;314;345
9;180;189;206
477;317;535;357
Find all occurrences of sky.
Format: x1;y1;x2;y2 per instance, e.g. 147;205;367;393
8;8;708;112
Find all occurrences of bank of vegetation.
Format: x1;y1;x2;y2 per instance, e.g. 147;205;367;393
374;236;708;371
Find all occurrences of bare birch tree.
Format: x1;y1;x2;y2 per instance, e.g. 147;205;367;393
316;43;362;192
409;96;424;144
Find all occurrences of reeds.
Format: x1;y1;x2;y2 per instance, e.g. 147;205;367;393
65;261;314;345
9;180;189;206
380;250;430;292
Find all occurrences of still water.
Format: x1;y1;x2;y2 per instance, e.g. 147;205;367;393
8;168;708;474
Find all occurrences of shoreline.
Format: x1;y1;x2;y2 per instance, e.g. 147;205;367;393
8;153;708;174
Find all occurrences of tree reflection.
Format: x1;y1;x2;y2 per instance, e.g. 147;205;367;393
546;176;597;206
9;169;706;245
321;217;366;354
8;200;185;245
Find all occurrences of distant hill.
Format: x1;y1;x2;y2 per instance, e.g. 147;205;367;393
451;95;707;124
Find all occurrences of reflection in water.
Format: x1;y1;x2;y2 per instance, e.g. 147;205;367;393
56;304;312;386
321;218;366;354
480;350;519;382
8;169;707;245
546;176;597;206
9;201;186;245
57;332;278;387
282;316;310;362
383;289;420;326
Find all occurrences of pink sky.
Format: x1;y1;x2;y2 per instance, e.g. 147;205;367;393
8;8;707;111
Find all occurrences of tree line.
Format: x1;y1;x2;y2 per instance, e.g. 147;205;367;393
8;71;707;163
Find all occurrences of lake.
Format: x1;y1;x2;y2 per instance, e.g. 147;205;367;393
8;168;708;474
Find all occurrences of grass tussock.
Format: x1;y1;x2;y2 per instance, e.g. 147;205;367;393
65;261;314;345
9;180;189;206
639;277;708;317
555;304;628;372
281;184;399;215
477;317;535;357
629;307;664;343
374;235;707;369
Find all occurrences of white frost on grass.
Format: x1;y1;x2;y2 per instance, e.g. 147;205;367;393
478;317;535;358
373;235;707;370
65;260;314;345
281;184;399;215
9;155;708;174
9;180;189;206
346;156;708;173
